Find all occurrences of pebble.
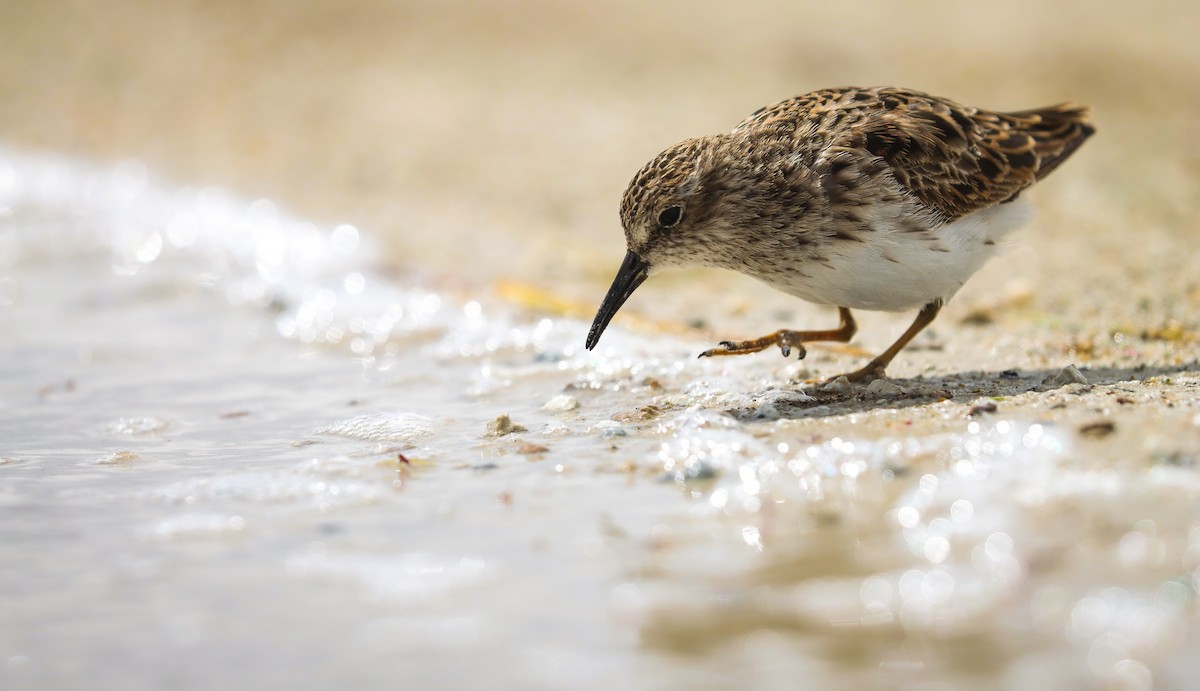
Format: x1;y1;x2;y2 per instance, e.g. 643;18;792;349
1078;420;1116;438
1045;364;1089;387
592;420;628;438
542;394;579;412
864;379;905;396
611;405;663;423
662;460;717;484
968;400;998;417
820;376;853;395
485;414;526;437
95;451;141;465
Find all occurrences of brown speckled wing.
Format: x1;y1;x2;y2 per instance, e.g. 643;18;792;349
738;87;1095;223
847;88;1095;221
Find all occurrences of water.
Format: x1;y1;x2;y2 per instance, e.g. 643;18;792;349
2;149;1198;690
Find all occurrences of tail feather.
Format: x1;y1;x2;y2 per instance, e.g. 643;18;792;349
1002;104;1096;181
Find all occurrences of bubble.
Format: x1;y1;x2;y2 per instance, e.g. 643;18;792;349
611;582;644;612
331;224;359;253
134;230;162;263
898;569;925;601
860;576;893;607
110;158;147;202
344;272;366;295
1118;531;1150;568
1071;596;1112;639
985;532;1013;561
928;517;952;539
896;506;920;528
317;412;435;442
1155;580;1189;610
1110;659;1153;691
922;569;955;604
109;416;169;436
741;526;762;550
923;536;950;563
166;210;201;248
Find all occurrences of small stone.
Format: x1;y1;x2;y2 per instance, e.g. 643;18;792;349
542;394;579;412
960;308;995;325
751;403;782;421
1078;420;1116;439
611;405;663;423
662;460;717;484
1154;452;1194;467
1044;365;1088;386
518;443;549;455
485;414;526;437
820;376;853;395
591;420;628;438
95;451;141;465
864;379;904;396
968;401;998;416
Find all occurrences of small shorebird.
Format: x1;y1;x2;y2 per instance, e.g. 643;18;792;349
585;86;1094;381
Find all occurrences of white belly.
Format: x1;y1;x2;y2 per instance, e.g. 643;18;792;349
766;200;1033;311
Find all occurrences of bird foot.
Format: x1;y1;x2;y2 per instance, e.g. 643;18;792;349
698;331;808;359
828;361;887;384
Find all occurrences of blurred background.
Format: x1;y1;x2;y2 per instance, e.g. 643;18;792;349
2;0;1197;335
4;4;1200;686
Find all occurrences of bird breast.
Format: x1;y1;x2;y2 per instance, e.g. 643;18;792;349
756;198;1034;312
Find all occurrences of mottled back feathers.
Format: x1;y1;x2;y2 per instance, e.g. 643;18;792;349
731;86;1095;222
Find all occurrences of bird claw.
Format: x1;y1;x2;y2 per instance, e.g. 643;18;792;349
778;341;807;359
698;341;742;358
698;337;808;359
837;361;885;383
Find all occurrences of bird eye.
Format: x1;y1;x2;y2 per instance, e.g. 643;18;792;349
657;206;683;228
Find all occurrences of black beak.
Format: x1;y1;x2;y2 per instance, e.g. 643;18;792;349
585;250;649;350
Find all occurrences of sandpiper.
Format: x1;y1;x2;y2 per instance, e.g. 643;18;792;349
586;86;1094;381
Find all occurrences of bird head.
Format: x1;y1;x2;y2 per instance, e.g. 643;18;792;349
585;137;715;350
586;136;767;350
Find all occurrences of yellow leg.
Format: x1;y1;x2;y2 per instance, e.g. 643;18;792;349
698;307;857;359
839;300;942;382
